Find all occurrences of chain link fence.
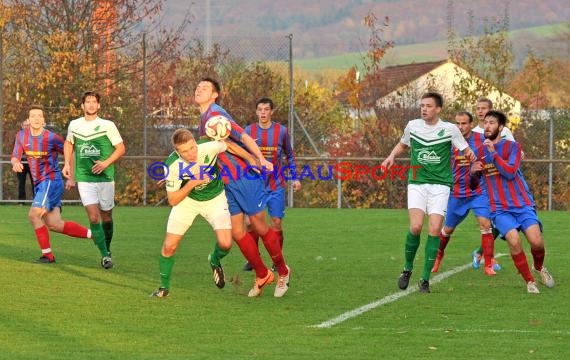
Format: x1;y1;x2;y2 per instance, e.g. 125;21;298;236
2;109;568;210
1;32;568;210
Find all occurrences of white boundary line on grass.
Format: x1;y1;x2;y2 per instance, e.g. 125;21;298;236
310;253;507;329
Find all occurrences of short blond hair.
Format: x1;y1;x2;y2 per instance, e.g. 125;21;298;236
171;128;195;147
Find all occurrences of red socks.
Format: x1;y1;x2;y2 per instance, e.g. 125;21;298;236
481;231;494;268
511;251;534;283
35;225;54;260
236;232;268;278
438;232;450;252
248;229;259;247
261;228;287;276
63;221;91;239
530;247;545;271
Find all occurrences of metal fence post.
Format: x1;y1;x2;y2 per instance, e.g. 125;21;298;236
548;110;553;211
337;158;342;209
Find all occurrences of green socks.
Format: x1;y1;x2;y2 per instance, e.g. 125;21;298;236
90;223;109;257
159;254;176;289
404;231;421;271
102;221;114;252
209;243;230;267
423;235;440;281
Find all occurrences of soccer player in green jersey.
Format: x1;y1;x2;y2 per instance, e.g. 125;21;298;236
62;91;125;269
382;92;476;293
150;129;256;297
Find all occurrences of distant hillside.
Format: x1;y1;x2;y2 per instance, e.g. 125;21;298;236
164;0;569;59
295;22;569;72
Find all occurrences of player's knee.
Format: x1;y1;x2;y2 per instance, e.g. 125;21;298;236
232;228;246;241
272;218;282;231
409;224;422;235
161;245;177;257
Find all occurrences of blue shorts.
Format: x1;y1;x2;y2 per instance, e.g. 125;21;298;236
444;194;491;228
225;177;268;216
491;207;543;237
266;187;286;219
32;179;64;212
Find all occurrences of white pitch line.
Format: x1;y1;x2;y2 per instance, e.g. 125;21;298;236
310;254;507;329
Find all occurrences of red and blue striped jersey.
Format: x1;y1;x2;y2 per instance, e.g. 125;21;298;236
245;122;297;191
451;131;486;198
199;103;251;184
11;128;64;185
475;140;535;212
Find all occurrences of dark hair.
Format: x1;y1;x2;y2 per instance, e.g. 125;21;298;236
476;96;493;109
421;92;443;108
82;91;101;104
456;111;474;123
28;104;45;117
200;77;221;104
485;110;507;127
171;128;195;146
256;97;274;109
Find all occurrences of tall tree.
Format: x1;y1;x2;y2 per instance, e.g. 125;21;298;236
447;2;516;113
3;0;188;128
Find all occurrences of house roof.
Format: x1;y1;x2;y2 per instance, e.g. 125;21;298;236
377;59;448;96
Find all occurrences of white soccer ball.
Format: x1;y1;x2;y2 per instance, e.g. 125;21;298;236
205;115;232;141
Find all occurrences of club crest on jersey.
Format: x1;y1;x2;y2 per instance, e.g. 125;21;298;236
79;143;101;158
437;129;445;137
417;149;441;164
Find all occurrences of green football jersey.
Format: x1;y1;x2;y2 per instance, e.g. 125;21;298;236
66;117;123;182
164;140;227;202
400;119;469;187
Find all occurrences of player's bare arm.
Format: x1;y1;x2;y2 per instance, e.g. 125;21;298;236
483;139;496;154
10;157;24;173
382;142;408;169
224;139;259;169
62;140;74;179
92;142;126;175
240;132;273;172
167;177;209;207
464;147;476;162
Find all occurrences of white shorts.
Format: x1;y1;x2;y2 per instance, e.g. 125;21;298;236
167;191;231;235
407;183;450;216
77;182;115;211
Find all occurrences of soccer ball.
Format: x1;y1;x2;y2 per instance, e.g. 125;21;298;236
205;115;232;141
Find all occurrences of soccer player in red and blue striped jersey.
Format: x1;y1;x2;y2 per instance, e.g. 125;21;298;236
431;111;499;275
471;110;554;293
11;104;93;263
195;78;291;298
243;98;301;269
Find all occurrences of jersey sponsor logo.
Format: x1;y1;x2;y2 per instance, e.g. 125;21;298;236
417;149;441;164
25;150;48;158
79;143;101;158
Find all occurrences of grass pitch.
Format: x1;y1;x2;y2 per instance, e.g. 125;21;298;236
1;206;568;359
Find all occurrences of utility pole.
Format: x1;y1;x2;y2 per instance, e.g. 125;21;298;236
205;0;211;53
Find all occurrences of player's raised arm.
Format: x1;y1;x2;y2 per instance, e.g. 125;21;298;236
224;139;259;170
240;132;273;172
